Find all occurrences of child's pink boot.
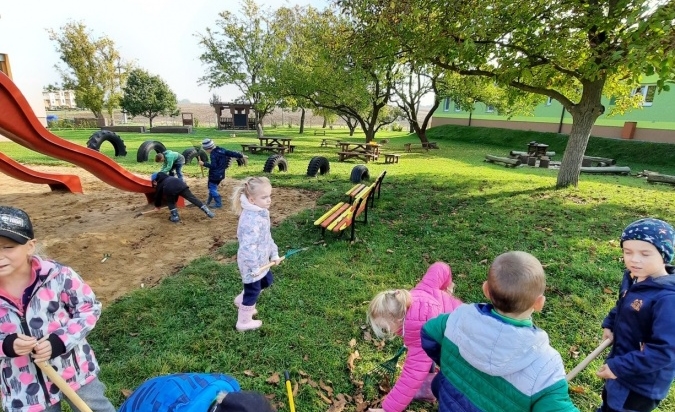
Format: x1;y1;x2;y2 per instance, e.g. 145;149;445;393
233;292;257;315
236;305;262;331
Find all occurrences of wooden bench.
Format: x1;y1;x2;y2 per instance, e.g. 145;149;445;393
314;130;326;136
245;145;287;155
314;184;374;241
404;142;438;152
101;126;146;133
346;170;387;207
337;151;377;163
383;153;400;164
148;126;193;134
288;145;296;153
485;154;522;168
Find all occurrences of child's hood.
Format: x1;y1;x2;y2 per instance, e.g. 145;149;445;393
451;304;551;377
649;272;675;291
240;194;268;215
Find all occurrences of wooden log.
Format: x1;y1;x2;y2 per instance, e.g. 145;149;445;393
509;150;556;157
485;155;522;167
646;172;675;185
580;166;630;175
583;156;616;165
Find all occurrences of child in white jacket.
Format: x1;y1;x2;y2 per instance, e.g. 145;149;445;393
230;176;281;331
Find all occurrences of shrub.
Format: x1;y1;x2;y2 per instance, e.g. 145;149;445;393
391;122;403;132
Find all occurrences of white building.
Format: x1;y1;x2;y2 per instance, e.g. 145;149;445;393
42;89;77;110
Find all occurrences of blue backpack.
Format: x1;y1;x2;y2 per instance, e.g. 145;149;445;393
118;373;241;412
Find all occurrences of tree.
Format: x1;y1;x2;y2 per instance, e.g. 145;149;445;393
48;21;122;124
121;69;178;128
393;63;443;143
340;0;675;187
197;0;283;137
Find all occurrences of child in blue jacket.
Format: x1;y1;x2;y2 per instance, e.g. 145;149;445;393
117;373;274;412
198;138;244;208
598;218;675;412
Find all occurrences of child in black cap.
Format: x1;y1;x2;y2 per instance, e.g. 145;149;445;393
0;206;116;411
598;217;675;412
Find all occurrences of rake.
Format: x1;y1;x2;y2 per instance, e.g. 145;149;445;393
190;140;206;177
365;345;407;385
254;247;310;276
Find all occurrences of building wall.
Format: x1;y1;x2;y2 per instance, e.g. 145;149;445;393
434;75;675;142
42;90;77;109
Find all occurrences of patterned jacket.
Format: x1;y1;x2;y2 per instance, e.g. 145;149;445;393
236;195;279;283
382;262;461;412
0;257;102;412
422;304;579;412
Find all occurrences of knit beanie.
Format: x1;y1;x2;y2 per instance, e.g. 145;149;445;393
202;138;216;150
621;218;675;263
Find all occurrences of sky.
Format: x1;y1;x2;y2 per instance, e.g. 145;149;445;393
0;0;329;104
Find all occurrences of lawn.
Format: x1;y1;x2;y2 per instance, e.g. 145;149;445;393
2;124;675;411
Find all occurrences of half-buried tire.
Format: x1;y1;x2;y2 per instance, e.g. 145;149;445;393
182;148;208;164
350;164;370;183
137;140;167;162
306;156;330;177
87;130;127;157
263;155;288;173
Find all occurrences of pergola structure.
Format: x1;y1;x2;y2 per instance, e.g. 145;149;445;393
210;101;256;130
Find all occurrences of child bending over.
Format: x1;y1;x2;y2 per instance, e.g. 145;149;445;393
422;251;579;412
367;262;461;412
152;172;215;223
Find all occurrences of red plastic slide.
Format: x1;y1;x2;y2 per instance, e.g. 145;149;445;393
0;72;154;203
0;152;83;193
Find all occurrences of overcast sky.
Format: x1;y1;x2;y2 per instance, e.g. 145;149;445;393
0;0;328;104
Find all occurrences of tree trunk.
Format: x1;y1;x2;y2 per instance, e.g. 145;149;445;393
149;117;153;128
299;108;305;134
322;116;327;128
556;79;605;188
257;121;264;138
409;121;414;133
417;129;427;142
365;130;374;143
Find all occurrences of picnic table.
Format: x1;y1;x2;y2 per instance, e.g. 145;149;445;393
258;137;293;151
337;141;380;163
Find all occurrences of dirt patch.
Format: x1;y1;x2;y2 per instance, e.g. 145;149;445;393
0;166;320;305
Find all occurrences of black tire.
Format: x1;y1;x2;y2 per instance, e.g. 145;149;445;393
306;156;330;177
263;154;288;173
87;130;127;157
182;148;208;164
225;153;248;168
350;164;370;183
136;140;167;163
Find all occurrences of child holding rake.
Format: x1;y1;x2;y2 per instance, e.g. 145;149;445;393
366;262;462;412
0;206;116;412
597;218;675;412
231;176;282;332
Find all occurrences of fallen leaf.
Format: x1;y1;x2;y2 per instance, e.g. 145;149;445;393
349;338;356;348
292;381;298;396
266;372;280;385
298;370;308;377
307;378;318;388
243;370;256;377
386;249;394;253
363;331;372;341
569;385;586;394
327;394;347;412
603;287;614;294
318;391;332;404
347;350;361;372
479;259;488;265
320;379;334;396
120;389;133;398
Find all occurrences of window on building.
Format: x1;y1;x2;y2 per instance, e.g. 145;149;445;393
443;98;450;111
486;105;495;113
633;85;657;107
546;97;553;106
454;103;461;112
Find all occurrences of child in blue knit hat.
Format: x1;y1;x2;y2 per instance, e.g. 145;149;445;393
597;218;675;412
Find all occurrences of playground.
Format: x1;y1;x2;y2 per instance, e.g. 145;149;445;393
0;166;319;304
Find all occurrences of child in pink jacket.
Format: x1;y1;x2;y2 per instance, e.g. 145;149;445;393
366;262;462;412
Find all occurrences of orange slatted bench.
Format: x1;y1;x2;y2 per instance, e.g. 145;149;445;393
314;184;374;241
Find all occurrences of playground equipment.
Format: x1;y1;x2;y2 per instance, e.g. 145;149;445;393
0;152;83;193
0;72;155;203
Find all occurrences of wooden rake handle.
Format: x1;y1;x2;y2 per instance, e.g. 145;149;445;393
36;362;93;412
256;256;286;276
566;339;612;382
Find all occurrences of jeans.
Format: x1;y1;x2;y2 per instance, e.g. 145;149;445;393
242;270;274;306
207;181;220;198
169;162;184;181
44;377;116;412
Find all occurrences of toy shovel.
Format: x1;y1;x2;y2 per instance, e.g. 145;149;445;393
255;247;309;276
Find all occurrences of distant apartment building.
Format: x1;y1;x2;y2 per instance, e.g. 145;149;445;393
43;90;77;110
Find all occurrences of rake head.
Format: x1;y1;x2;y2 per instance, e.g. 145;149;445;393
364;346;407;385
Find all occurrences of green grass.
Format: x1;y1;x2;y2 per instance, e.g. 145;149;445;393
3;124;675;411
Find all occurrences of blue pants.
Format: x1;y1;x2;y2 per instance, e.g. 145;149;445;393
169;162;184;181
242;270;274;306
207;181;220;197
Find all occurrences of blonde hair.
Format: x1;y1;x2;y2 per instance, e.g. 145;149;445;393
367;289;412;339
486;251;545;313
231;176;272;215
